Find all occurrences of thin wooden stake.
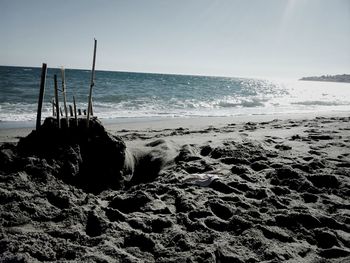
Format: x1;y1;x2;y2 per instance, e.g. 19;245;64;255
69;105;73;117
90;98;93;116
60;107;63;116
73;96;78;126
36;63;47;130
61;67;69;127
52;98;55;116
54;75;60;128
87;38;97;127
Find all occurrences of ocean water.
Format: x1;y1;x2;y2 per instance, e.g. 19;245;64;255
1;66;350;126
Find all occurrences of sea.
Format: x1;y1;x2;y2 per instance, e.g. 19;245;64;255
1;66;350;128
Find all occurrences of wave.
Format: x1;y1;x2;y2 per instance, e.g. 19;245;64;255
291;100;350;106
1;96;349;123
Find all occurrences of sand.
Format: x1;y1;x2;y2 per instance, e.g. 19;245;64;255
0;113;350;262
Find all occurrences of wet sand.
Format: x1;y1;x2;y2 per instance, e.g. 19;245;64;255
0;113;350;262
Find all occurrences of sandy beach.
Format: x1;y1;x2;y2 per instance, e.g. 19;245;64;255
0;112;349;262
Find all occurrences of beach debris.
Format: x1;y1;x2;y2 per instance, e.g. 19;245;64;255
69;104;73;116
73;95;78;125
53;74;60;128
35;63;47;130
87;38;97;127
61;67;69;127
183;173;219;187
34;39;98;130
51;98;55;116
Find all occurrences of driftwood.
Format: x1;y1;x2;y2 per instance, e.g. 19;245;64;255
36;63;47;130
52;99;55;116
61;67;69;127
54;75;60;128
73;96;78;126
87;38;97;127
69;105;73;117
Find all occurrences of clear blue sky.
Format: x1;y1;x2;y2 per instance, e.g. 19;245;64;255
1;0;349;78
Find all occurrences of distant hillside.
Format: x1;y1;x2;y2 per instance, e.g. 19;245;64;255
300;74;350;83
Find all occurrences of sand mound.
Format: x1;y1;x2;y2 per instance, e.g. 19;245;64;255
12;117;131;193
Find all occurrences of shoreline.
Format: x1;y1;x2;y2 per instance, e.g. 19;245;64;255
1;110;349;143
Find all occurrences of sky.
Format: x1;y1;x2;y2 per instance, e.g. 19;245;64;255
1;0;349;79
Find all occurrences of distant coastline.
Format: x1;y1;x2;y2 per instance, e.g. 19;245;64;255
300;74;350;83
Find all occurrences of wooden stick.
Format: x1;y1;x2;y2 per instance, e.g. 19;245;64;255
90;98;93;116
87;38;97;127
69;105;73;117
52;98;55;116
61;67;69;127
73;96;78;126
36;63;47;130
54;75;60;128
60;107;63;117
